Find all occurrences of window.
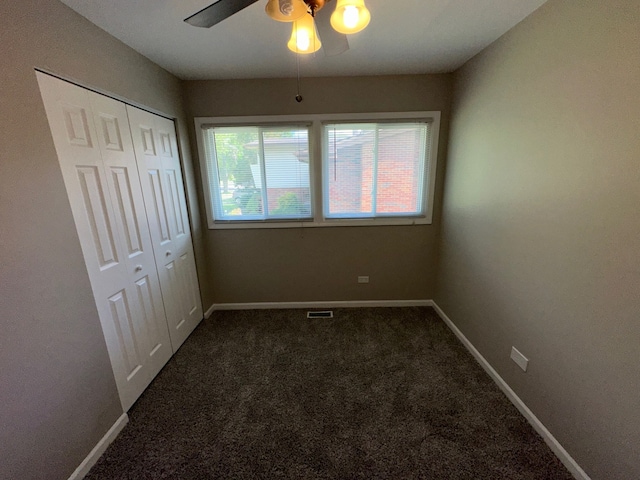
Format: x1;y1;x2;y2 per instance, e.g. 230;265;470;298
202;125;312;221
195;112;440;229
324;122;429;219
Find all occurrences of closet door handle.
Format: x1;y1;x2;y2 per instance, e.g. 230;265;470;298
166;251;172;257
134;265;143;272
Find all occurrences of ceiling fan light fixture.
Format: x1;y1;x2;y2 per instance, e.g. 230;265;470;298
330;0;370;34
265;0;308;22
288;13;322;54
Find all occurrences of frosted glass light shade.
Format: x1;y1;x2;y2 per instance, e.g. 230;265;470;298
287;14;322;54
330;0;371;34
265;0;308;22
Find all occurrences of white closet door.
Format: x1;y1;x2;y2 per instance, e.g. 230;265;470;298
37;72;173;411
127;106;203;351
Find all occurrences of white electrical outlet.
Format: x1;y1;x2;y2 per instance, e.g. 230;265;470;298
510;347;529;372
357;276;369;284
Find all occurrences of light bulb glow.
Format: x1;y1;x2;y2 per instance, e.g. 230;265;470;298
297;29;310;51
343;6;359;29
287;14;321;54
330;0;371;34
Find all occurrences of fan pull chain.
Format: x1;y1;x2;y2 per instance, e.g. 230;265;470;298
295;52;303;103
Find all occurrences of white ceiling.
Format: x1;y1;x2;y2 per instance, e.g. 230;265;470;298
59;0;547;80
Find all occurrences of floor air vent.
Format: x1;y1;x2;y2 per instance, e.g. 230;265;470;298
307;311;334;319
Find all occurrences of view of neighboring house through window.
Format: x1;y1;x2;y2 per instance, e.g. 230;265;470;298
324;122;429;218
202;125;312;221
197;112;439;228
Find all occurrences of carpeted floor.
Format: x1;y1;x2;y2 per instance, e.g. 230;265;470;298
86;307;573;479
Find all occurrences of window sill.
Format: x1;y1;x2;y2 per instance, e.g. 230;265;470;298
207;216;432;230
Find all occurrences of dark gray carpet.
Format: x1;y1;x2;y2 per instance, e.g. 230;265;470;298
86;307;573;479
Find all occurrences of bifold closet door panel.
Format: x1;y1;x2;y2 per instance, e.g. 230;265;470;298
127;106;203;351
86;92;173;378
36;72;173;411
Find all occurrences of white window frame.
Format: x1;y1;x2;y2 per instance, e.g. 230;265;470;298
195;111;440;229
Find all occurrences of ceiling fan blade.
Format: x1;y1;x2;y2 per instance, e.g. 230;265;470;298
315;5;349;57
185;0;260;28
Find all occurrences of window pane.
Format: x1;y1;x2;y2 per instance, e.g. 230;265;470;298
203;126;311;221
262;128;311;218
205;127;261;219
326;125;374;216
324;122;428;218
376;124;427;215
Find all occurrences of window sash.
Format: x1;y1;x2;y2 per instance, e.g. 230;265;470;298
202;125;312;222
322;121;430;219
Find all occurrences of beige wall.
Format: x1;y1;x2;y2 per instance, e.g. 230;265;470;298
0;1;204;478
184;75;452;304
436;0;640;478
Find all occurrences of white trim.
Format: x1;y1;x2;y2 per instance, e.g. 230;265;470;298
197;111;439;126
67;413;128;480
204;303;216;319
430;302;590;480
195;217;432;230
210;299;433;311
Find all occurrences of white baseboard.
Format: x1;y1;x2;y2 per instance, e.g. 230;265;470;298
208;299;433;311
430;302;590;480
204;303;216;319
68;413;128;480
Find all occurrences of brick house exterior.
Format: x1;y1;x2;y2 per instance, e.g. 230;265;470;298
327;128;424;215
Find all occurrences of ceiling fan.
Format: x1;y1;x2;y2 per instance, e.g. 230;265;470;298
184;0;371;57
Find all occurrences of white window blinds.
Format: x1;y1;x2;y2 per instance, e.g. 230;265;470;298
323;122;429;218
203;125;312;221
